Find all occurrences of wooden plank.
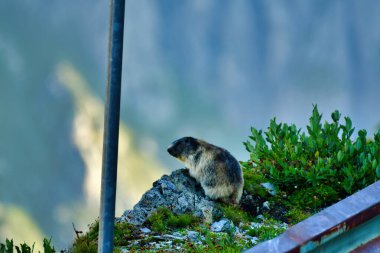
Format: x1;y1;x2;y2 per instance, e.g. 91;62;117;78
245;180;380;253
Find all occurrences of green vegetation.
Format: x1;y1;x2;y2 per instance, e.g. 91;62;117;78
0;238;55;253
147;207;199;233
246;225;284;241
217;204;251;225
243;105;380;215
70;221;98;253
244;218;286;242
5;105;380;252
189;228;250;253
70;220;138;252
285;207;311;224
241;167;269;198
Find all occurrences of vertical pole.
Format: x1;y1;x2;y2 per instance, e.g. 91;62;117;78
98;0;125;252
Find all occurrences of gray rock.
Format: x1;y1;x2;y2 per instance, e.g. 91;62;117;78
187;230;200;242
120;169;217;225
256;214;265;220
172;231;182;237
250;222;263;229
250;236;259;244
263;201;270;210
211;218;234;232
140;227;151;233
163;234;185;240
261;182;277;196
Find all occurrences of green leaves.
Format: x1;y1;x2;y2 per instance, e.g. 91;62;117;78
15;243;33;253
376;163;380;178
42;239;55;253
0;239;14;253
1;239;49;253
243;141;254;153
331;110;341;122
307;105;323;138
337;151;344;162
243;105;380;211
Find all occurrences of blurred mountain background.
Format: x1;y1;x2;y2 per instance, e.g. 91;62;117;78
0;0;379;250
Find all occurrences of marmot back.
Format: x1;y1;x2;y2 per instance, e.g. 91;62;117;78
167;137;244;204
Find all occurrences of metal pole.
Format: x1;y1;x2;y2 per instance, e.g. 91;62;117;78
98;0;125;252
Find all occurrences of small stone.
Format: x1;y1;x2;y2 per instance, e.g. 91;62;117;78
261;182;277;196
201;206;215;223
162;234;185;240
256;214;265;220
172;231;182;237
128;241;140;247
187;230;200;242
234;226;243;234
140;227;151;233
211;218;234;232
152;235;167;241
250;222;262;229
263;201;270;210
282;223;289;229
250;236;258;244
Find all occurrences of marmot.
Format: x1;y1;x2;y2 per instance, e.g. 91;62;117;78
167;137;244;204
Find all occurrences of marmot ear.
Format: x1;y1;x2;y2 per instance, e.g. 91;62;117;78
187;137;199;150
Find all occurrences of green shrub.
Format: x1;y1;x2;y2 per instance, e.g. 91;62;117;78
243;105;380;211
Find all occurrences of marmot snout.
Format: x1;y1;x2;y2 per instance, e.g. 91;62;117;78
167;137;244;204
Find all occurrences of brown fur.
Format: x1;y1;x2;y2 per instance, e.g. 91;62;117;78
168;137;244;204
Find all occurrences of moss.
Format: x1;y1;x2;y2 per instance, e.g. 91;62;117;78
217;203;251;225
242;166;269;198
188;225;250;253
167;213;198;228
285;208;311;225
287;184;339;211
147;207;171;233
247;225;285;241
147;207;199;233
246;219;286;242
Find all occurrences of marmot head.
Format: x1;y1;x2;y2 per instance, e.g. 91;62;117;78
167;137;200;162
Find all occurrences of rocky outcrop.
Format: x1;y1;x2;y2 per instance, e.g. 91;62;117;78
114;168;289;252
119;169;220;225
